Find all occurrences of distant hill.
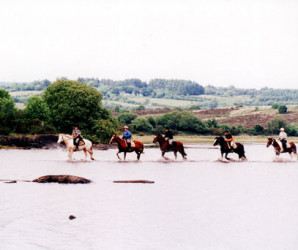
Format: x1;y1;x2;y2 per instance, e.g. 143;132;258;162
0;78;297;109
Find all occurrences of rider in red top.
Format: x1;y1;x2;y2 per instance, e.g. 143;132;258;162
224;131;234;149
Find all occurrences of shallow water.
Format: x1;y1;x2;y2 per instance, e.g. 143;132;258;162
0;144;298;250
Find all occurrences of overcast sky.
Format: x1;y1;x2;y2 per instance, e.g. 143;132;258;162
0;0;297;89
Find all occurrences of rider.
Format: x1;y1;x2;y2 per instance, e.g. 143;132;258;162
72;126;83;151
224;131;235;150
164;127;173;150
122;126;132;151
279;127;287;152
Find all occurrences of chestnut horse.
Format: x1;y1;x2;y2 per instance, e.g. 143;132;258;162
266;137;297;159
153;134;187;160
109;135;144;160
213;136;246;160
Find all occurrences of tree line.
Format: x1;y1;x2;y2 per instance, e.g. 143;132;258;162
0;80;297;142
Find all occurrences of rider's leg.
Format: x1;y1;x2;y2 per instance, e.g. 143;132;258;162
74;138;79;151
127;140;131;151
282;140;287;152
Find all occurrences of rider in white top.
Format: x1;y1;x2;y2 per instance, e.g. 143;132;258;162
279;128;287;152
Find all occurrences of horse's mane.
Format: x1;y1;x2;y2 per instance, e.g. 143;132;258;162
61;134;73;139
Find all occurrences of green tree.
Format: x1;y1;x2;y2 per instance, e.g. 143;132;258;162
147;116;156;128
267;118;287;134
156;111;209;134
253;124;264;134
43;80;117;139
278;105;287;114
271;103;279;109
25;96;51;122
117;112;138;125
0;90;16;134
131;118;153;133
92;117;119;143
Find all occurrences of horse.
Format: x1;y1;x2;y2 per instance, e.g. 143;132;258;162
109;135;144;160
153;134;187;160
213;136;246;161
57;134;94;162
266;137;297;159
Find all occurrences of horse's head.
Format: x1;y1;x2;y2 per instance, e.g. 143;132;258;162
153;134;162;143
266;137;273;148
213;136;221;146
57;134;63;144
109;134;117;144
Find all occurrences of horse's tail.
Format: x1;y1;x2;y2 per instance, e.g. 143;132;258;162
237;143;246;159
141;144;145;154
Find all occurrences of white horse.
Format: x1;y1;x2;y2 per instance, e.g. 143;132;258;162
57;134;94;162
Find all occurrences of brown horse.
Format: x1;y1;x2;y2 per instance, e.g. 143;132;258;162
153;134;187;160
109;135;144;160
266;137;297;159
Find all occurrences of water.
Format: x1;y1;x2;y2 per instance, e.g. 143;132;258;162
0;144;298;250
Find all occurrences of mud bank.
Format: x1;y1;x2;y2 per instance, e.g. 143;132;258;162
0;134;114;150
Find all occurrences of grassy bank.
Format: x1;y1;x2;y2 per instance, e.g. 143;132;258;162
132;134;298;144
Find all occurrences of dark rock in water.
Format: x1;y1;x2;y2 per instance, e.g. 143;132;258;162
113;180;155;184
33;175;91;184
4;180;17;184
69;215;76;220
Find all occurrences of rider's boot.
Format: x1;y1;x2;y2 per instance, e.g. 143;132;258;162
127;142;131;152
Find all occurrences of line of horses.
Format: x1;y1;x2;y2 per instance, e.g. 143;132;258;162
57;134;297;162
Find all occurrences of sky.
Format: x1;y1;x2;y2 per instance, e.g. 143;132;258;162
0;0;297;89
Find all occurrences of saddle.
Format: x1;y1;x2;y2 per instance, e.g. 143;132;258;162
125;140;135;148
278;141;291;149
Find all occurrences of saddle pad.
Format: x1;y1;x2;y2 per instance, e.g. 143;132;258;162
131;141;136;147
79;140;85;146
277;141;291;148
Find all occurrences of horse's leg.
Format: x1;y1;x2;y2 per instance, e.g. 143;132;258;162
136;150;141;160
87;148;94;160
174;150;177;160
83;149;87;161
225;153;230;161
68;150;73;162
116;151;121;160
124;152;127;160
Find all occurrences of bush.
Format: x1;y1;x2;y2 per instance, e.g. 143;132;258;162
271;103;279;109
156;111;209;134
92;117;119;143
253;124;264;135
267;118;287;134
278;105;287;114
117;112;138;125
130;118;153;133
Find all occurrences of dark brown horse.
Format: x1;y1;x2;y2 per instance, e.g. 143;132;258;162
213;136;246;160
266;137;297;159
109;135;144;160
153;134;187;160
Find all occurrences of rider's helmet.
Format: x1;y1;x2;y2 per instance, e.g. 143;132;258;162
280;128;285;131
124;126;128;129
165;127;169;130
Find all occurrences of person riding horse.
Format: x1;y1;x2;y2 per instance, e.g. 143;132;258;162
164;127;173;150
72;126;83;151
122;126;132;151
224;131;236;150
279;128;287;152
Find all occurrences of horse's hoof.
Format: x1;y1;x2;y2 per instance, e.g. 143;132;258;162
91;158;95;161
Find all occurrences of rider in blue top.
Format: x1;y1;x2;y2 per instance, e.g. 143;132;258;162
122;126;132;151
